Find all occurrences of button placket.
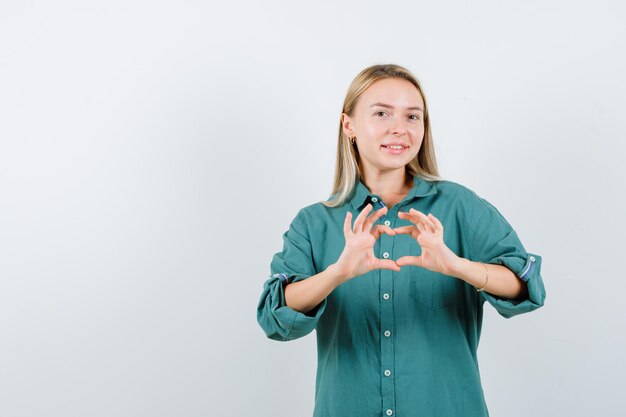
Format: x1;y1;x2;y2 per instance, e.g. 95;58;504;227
378;198;396;416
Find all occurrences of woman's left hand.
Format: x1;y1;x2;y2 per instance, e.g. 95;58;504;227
393;209;462;276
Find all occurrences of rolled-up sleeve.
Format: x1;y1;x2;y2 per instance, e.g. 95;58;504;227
256;210;327;341
469;198;546;318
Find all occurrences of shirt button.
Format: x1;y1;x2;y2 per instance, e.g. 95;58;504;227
382;252;390;259
384;220;391;226
384;330;391;337
530;256;536;261
386;409;393;416
371;197;378;202
384;369;391;376
383;293;390;300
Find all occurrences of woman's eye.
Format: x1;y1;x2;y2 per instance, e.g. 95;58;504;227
375;111;387;117
409;114;421;120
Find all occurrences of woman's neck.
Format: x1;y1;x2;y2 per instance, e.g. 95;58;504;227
361;170;413;203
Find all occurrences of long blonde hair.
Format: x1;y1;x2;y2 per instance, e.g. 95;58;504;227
321;64;442;207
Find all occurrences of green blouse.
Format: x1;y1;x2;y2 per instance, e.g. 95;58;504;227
257;174;546;417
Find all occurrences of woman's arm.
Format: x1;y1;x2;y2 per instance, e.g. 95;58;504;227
394;208;529;301
285;204;401;314
450;258;529;301
284;264;345;314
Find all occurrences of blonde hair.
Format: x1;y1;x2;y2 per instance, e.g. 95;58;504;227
321;64;443;208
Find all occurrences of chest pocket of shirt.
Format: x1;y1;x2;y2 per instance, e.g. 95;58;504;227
409;268;463;310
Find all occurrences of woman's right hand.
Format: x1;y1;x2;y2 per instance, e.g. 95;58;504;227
333;203;401;283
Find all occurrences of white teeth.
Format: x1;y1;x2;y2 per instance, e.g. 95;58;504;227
384;145;404;150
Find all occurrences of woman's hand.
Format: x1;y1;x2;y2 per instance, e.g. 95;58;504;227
333;203;400;283
394;208;462;276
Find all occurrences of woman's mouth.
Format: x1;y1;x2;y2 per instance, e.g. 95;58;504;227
381;145;409;154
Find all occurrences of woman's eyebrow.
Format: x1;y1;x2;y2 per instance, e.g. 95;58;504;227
370;102;423;112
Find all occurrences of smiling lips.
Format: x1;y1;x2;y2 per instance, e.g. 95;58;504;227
381;144;409;154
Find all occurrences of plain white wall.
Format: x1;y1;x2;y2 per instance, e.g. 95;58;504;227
1;1;625;416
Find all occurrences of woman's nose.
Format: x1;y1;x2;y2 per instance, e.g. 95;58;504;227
390;117;408;135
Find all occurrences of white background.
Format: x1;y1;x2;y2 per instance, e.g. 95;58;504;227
1;1;625;416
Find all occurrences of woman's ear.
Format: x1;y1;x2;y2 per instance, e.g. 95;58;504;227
341;113;355;138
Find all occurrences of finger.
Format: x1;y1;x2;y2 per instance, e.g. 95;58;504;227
428;213;444;231
398;210;420;225
373;259;401;272
410;209;435;233
394;225;421;240
363;206;388;232
398;211;429;235
409;208;430;222
395;255;422;267
398;210;416;220
422;213;436;233
343;211;353;237
392;225;420;236
397;213;418;230
371;224;396;239
353;203;373;232
420;214;436;233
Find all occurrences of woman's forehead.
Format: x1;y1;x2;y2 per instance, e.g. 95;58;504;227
360;78;424;108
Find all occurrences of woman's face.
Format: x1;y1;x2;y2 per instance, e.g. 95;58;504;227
342;78;425;177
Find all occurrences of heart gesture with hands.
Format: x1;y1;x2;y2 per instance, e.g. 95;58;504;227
394;208;461;276
334;205;462;283
334;203;401;283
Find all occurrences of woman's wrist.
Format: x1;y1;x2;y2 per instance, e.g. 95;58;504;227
327;263;351;286
433;244;465;277
449;257;488;288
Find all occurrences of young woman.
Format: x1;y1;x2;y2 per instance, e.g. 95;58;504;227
257;64;546;417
